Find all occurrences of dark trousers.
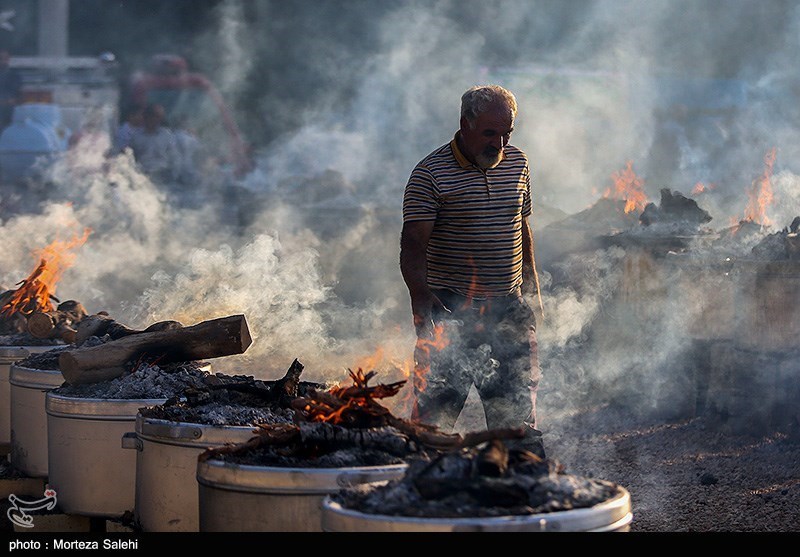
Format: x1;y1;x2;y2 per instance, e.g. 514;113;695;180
411;288;543;453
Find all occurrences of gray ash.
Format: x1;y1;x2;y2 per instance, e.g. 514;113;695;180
331;441;623;518
52;360;210;399
747;217;800;260
149;403;295;426
0;334;64;347
138;381;313;426
15;345;72;370
138;364;326;426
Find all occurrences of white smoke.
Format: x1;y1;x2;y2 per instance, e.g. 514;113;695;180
3;0;800;432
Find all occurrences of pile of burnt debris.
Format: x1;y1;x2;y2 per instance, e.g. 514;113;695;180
52;360;212;400
199;368;525;469
140;359;322;426
330;439;623;518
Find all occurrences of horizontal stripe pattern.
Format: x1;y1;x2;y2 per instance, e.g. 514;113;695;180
403;139;532;298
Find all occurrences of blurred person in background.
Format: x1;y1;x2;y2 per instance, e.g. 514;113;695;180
112;104;144;155
128;103;180;183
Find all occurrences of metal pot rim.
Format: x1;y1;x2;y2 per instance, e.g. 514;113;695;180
197;458;408;494
0;345;56;361
9;364;64;389
135;415;260;446
46;392;167;420
320;487;632;532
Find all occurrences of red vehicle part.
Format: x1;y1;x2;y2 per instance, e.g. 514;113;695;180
129;61;253;177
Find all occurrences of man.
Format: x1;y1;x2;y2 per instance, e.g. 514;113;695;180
0;48;21;130
128;103;181;183
400;84;545;456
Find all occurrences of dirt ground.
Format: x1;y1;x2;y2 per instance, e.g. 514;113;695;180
542;403;800;533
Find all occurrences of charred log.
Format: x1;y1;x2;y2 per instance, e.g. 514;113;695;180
58;314;252;385
26;300;88;343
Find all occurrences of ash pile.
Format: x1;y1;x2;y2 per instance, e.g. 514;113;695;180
139;359;324;426
331;439;623;519
539;188;800;435
200;369;525;469
610;188;715;248
51;360;211;400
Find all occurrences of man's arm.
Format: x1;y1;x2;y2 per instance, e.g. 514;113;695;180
521;217;544;320
400;220;446;338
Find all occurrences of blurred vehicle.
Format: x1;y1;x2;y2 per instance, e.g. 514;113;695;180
0;53;118;183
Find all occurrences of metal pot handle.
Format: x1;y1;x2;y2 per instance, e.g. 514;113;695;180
121;431;142;451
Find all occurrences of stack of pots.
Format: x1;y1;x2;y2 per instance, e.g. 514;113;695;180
125;413;260;532
43;361;212;519
46;392;168;517
0;345;60;455
9;356;66;477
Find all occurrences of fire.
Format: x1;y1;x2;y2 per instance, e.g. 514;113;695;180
296;368;406;426
0;228;91;319
742;148;777;226
603;161;648;214
692;182;716;195
412;322;449;394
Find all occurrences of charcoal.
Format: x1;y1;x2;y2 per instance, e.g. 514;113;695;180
332;442;623;518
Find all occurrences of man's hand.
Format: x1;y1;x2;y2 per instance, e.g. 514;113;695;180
410;288;449;339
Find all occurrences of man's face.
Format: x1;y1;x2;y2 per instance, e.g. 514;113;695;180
459;103;515;169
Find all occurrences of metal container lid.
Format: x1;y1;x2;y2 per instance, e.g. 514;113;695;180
0;344;55;362
9;363;65;389
0;347;30;362
196;458;408;495
135;415;258;447
320;487;633;532
45;392;167;420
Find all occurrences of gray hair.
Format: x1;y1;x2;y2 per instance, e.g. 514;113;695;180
460;85;518;124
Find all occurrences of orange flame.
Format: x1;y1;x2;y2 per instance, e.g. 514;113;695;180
692;182;716;195
603;161;648;214
742;148;777;226
299;368;406;426
412;322;449;394
0;228;91;318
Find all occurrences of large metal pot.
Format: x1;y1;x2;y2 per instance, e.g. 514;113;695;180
197;457;408;532
9;363;64;477
124;415;259;532
321;487;633;532
0;346;56;450
45;393;166;517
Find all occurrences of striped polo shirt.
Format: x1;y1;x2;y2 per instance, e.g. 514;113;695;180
403;136;532;299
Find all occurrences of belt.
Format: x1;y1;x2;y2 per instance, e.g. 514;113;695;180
432;287;522;311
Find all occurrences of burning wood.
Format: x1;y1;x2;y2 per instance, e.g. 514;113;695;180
198;367;525;470
58;314;252;385
0;229;91;342
141;359;325;427
292;368;525;451
26;300;88;344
